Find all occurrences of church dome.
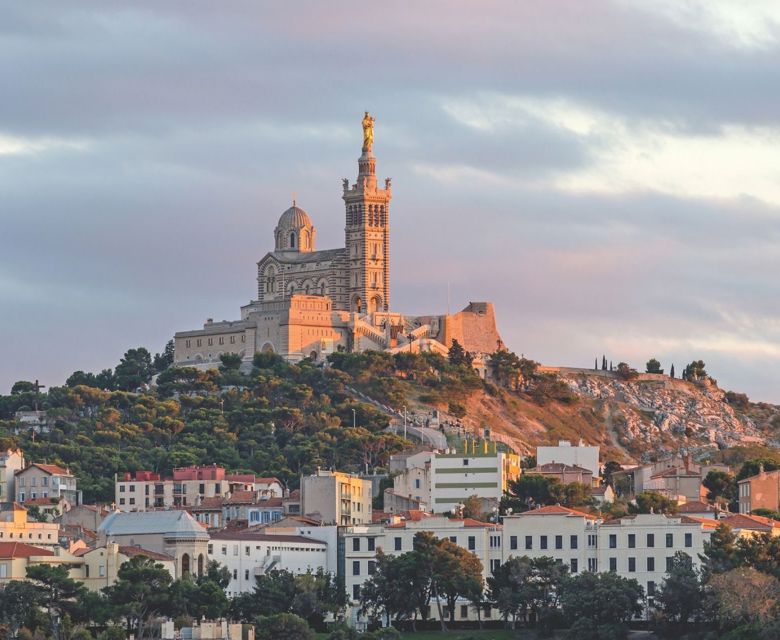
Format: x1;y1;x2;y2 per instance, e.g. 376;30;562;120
274;203;316;252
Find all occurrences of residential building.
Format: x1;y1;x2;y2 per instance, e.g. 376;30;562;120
720;513;780;537
389;450;432;509
222;492;285;525
97;510;209;578
525;463;594;487
738;467;780;515
15;463;80;505
591;484;615;505
611;455;715;501
56;504;112;531
114;465;231;511
429;440;520;513
0;502;61;549
0;449;24;502
13;411;53;435
383;489;428;514
208;531;328;597
537;440;600;477
189;497;225;529
301;470;372;525
0;542;73;583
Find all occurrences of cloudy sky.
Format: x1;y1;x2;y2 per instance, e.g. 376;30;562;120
2;1;780;402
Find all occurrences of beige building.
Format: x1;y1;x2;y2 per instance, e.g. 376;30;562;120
525;463;595;488
738;467;780;514
114;466;232;511
0;449;24;502
0;502;61;548
15;463;80;506
301;470;372;526
74;543;175;591
0;542;78;583
173;114;503;368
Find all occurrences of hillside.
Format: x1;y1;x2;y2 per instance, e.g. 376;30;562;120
2;349;779;503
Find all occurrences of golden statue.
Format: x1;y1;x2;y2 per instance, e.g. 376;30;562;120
362;111;375;152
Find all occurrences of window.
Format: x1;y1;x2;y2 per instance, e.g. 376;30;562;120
394;537;402;551
554;535;562;549
0;565;6;578
199;483;205;494
509;535;517;550
647;557;655;571
570;535;578;549
414;479;421;489
666;533;673;548
540;535;548;550
469;536;477;551
353;585;360;600
208;544;213;554
666;556;674;571
368;538;375;551
490;559;501;573
245;569;249;580
628;534;636;548
120;485;125;493
233;569;237;579
647;581;656;597
609;534;617;549
85;565;90;578
245;546;250;556
460;604;468;619
685;533;693;548
609;557;617;572
368;561;376;575
353;538;360;552
570;559;578;573
463;459;469;466
450;536;457;544
588;558;598;572
588;534;597;548
490;535;501;548
352;561;360;576
628;557;636;572
119;498;125;505
221;545;227;555
129;497;135;505
647;533;655;548
99;565;105;577
233;545;238;556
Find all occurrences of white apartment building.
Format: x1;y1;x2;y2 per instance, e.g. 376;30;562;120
429;441;520;514
391;450;432;507
341;514;503;627
208;531;328;597
536;440;600;478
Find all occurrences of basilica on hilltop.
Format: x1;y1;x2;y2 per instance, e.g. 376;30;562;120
173;114;502;367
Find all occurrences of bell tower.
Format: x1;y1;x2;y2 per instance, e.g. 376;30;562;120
342;112;391;314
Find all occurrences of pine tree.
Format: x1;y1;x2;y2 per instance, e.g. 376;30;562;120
670;364;675;378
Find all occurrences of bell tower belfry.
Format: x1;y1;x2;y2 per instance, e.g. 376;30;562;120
342;112;391;314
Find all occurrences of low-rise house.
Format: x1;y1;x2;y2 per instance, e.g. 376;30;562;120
0;502;61;549
222;491;285;525
612;455;709;502
677;500;719;519
383;488;428;514
190;496;225;529
591;484;615;505
57;504;112;531
720;513;780;537
0;542;81;583
525;463;594;487
0;449;25;502
536;440;600;477
207;531;328;598
738;467;780;515
97;510;209;578
15;463;80;506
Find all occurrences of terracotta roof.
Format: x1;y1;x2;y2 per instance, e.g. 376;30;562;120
650;466;700;479
722;514;780;531
190;497;224;510
19;463;72;476
0;542;55;558
680;516;719;528
226;473;256;483
518;505;598;520
678;501;716;513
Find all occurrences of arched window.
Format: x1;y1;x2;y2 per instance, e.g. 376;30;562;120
181;553;190;576
290;232;296;248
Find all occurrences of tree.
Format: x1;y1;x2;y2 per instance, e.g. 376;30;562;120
602;461;622;487
682;360;708;382
504;475;564;512
461;495;483;519
219;352;243;372
562;482;595;508
615;362;638;381
152;340;175;374
703;470;737;507
103;555;174;640
736;459;780;482
561;572;644;640
645;358;663;374
670;364;675;378
447;340;473;368
26;565;87;640
10;381;37;395
433;538;484;626
359;551;417;627
486;556;534;628
113;348;153;391
631;491;678;515
701;523;740;578
707;567;780;632
253;613;314;640
657;552;702;623
0;581;43;638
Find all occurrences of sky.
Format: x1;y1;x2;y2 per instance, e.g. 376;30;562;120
2;1;780;402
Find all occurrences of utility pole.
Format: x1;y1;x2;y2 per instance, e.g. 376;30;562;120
403;405;407;441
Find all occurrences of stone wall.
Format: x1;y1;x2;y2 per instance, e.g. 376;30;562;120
440;302;502;354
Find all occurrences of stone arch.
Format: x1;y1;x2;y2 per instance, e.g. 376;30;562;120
309;350;318;361
194;354;204;363
260;342;275;354
181;553;190;576
316;278;327;295
370;295;383;313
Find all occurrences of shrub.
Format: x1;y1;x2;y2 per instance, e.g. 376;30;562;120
254;613;314;640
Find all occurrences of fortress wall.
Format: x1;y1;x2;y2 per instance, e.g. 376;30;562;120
441;302;502;354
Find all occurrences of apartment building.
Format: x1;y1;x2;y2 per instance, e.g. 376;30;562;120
115;465;231;511
537;440;600;477
15;463;80;506
738;467;780;515
0;502;61;549
301;470;372;525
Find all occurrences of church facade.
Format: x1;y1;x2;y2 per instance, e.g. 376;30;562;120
173;114;502;367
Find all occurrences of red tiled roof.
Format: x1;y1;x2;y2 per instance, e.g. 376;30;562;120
190;497;224;510
680;516;719;528
0;542;55;558
678;501;715;513
18;463;71;476
722;514;780;531
519;505;598;520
